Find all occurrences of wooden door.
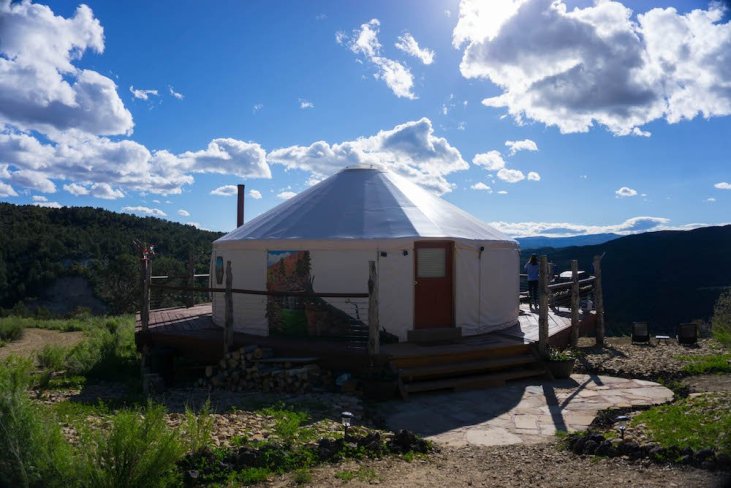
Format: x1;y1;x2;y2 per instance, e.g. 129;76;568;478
414;240;454;329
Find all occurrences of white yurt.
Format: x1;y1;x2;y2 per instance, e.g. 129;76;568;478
210;165;519;341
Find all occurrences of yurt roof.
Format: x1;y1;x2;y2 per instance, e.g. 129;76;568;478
215;166;515;243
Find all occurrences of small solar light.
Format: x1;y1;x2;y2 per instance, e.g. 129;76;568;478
341;411;353;438
615;415;629;439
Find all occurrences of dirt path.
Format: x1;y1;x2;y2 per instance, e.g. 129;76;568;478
0;328;84;359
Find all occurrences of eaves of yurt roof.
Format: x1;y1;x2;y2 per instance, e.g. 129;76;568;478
214;166;516;245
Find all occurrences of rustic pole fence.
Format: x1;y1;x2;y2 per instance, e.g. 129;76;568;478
367;261;380;357
185;254;195;308
224;260;234;355
593;255;605;347
570;259;580;347
538;255;549;357
140;254;151;332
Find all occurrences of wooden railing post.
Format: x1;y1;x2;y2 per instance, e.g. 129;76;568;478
538;255;549;357
140;256;150;332
593;255;605;347
368;261;380;356
185;254;195;308
224;260;234;355
570;259;580;347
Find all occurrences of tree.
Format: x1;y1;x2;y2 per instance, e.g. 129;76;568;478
711;289;731;348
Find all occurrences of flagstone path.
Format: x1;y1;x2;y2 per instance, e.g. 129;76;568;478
379;374;673;447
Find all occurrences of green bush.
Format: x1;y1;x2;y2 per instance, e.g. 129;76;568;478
65;317;138;381
0;317;25;342
0;357;77;488
712;290;731;348
79;403;184;488
183;400;214;454
36;344;69;371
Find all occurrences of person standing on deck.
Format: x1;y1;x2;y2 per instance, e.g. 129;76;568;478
524;254;539;310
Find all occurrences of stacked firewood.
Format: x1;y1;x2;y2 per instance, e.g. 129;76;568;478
199;345;327;393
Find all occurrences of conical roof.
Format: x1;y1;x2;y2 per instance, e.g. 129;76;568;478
216;166;515;243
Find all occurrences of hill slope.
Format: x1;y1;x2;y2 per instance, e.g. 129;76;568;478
520;225;731;334
0;203;223;313
517;233;620;250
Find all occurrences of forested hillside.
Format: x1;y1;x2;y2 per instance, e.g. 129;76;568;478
520;225;731;334
0;203;223;313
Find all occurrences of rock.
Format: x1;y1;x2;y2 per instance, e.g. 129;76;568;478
715;453;731;470
595;440;612;456
588;433;606;444
679;454;693;465
582;440;598;455
694;448;715;463
572;437;586;455
648;445;665;462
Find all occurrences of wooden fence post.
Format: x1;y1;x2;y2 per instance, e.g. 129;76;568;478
570;259;580;347
140;256;150;332
368;261;380;356
593;255;605;347
538;255;549;357
185;254;195;308
224;260;234;355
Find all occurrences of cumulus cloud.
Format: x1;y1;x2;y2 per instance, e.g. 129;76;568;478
277;191;297;200
505;139;538;156
34;200;62;208
268;117;468;194
129;86;158;101
0;1;133;136
168;86;184;100
470;182;492;191
210;185;238;196
453;0;731;135
8;169;56;193
0;181;18;197
252;103;263;114
497;168;525;183
491;216;672;238
341;19;416;99
472;150;505;171
178;209;190;217
299;99;314;109
615;186;638;197
121;206;166;217
89;183;124;200
527;171;541;181
63;183;89;196
249;189;262;199
706;197;716;202
177;138;270;179
395;33;435;65
715;182;731;190
32;195;47;202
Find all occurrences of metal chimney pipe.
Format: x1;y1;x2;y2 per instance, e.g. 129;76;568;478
236;184;245;227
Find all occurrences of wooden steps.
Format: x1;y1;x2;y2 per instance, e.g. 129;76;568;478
391;344;547;399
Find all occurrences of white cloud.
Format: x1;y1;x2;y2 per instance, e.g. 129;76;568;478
706;197;716;202
178;138;270;179
497;168;525;183
187;222;210;231
395;33;435;65
129;86;158;101
63;182;89;196
497;190;508;195
8;169;56;193
527;171;541;181
715;182;731;190
0;181;18;197
249;189;262;200
472;150;505;171
210;185;238;196
444;9;452;18
168;85;184;100
268;117;468;194
343;19;417;99
299;99;315;109
178;209;190;217
470;182;492;191
89;182;124;200
277;191;297;200
454;0;731;135
0;2;133;136
615;186;638;197
121;206;166;217
252;103;263;114
491;216;672;237
33;201;62;208
505;139;538;156
32;195;47;202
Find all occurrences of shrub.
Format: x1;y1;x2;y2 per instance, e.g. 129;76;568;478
64;317;138;382
712;290;731;348
36;344;69;371
0;317;25;342
79;403;184;488
0;357;77;487
183;400;214;454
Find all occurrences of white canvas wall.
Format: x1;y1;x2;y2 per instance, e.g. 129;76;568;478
376;248;414;341
211;249;268;335
479;247;520;331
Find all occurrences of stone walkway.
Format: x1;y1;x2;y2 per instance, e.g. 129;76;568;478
379;374;673;447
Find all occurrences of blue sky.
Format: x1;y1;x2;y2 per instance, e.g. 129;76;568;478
0;0;729;236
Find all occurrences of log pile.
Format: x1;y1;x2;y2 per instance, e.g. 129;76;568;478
199;345;328;393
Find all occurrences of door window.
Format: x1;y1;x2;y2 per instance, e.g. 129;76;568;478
417;248;446;278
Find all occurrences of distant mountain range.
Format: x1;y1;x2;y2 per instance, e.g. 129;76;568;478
519;225;731;334
517;233;620;249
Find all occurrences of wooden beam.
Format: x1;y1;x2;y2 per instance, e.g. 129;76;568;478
224;260;234;355
570;259;580;347
368;261;380;356
593;255;605;347
140;256;150;332
538;255;549;357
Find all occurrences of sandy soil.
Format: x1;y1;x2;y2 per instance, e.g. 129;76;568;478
0;328;84;359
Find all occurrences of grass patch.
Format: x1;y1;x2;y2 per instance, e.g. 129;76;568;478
259;403;312;442
182;400;214;454
0;318;25;343
678;353;731;374
335;467;379;482
632;392;731;456
36;344;69;370
293;467;313;484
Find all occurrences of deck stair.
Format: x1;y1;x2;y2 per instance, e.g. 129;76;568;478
390;343;546;399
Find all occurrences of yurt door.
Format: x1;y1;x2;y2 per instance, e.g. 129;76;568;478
413;241;454;328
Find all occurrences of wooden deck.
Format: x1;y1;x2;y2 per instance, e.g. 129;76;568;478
135;303;585;367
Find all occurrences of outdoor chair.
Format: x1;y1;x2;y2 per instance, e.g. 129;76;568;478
677;323;698;345
631;322;650;344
